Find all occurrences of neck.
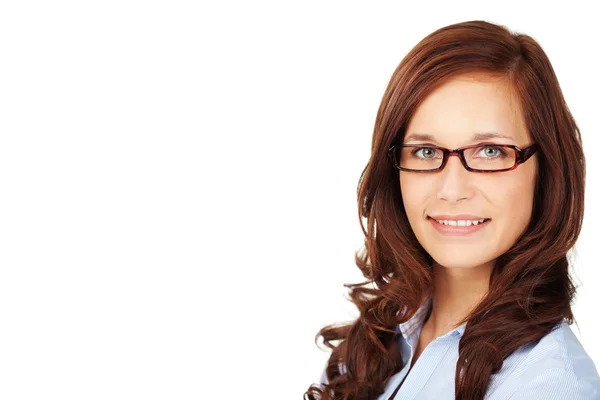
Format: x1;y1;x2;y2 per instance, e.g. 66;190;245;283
423;261;493;338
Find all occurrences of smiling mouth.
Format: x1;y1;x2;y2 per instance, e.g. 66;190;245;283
427;216;492;226
426;216;492;236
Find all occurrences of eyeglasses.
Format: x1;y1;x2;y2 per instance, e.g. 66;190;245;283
387;143;538;173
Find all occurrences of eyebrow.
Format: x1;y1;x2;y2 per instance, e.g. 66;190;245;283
404;132;515;143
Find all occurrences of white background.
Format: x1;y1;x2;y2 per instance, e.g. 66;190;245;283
0;1;598;399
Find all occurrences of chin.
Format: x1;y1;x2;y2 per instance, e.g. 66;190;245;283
428;252;493;269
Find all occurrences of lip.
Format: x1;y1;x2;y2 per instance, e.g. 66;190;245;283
428;216;491;236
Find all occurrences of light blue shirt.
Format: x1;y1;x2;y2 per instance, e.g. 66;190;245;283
317;296;600;399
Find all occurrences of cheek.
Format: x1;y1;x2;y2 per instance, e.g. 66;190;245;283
488;169;536;227
400;173;428;218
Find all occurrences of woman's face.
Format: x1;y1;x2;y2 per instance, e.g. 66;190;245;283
399;73;537;270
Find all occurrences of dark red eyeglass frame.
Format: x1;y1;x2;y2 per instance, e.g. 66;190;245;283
387;143;538;173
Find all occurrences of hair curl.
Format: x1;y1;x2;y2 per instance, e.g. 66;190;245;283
304;20;585;400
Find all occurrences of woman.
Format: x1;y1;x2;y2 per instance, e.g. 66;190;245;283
304;20;600;400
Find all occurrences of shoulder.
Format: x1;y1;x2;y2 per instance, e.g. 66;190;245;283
496;321;600;399
504;367;600;399
529;320;598;375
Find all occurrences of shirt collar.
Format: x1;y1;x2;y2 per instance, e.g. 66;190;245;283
397;296;468;339
397;296;433;338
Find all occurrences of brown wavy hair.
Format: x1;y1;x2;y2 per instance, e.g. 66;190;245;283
304;20;585;400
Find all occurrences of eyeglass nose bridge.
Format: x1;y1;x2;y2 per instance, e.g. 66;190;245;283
439;148;470;171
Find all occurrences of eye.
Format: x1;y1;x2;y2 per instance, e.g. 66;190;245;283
411;147;441;159
477;146;507;158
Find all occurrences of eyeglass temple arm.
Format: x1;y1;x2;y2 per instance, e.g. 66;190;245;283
519;144;538;163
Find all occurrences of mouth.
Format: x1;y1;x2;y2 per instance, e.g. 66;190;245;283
427;216;492;226
427;216;492;236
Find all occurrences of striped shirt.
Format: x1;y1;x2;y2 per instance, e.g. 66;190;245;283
317;296;600;399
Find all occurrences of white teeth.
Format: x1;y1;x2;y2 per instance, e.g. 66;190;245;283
434;218;486;226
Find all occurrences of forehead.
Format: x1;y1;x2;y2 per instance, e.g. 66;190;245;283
405;74;530;146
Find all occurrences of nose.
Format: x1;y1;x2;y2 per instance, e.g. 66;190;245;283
436;153;474;203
